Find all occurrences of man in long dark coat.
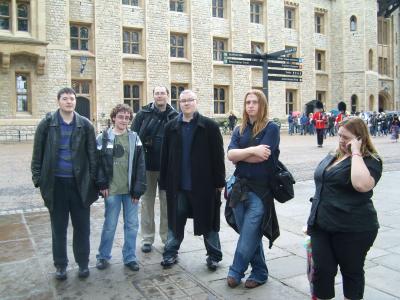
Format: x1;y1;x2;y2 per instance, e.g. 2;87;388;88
159;89;225;271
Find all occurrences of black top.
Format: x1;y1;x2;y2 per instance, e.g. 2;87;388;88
308;153;382;232
228;121;280;181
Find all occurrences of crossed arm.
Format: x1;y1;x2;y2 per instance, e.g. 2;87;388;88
227;144;271;164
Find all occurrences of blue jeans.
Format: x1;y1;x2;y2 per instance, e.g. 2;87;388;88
97;194;139;264
163;191;222;262
228;192;268;283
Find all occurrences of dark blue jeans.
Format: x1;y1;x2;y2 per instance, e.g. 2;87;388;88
163;191;222;262
50;177;90;268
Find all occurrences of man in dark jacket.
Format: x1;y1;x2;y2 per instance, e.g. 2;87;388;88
31;87;98;280
131;86;178;253
159;89;225;271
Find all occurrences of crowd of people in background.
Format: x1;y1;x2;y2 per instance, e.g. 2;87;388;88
287;109;399;143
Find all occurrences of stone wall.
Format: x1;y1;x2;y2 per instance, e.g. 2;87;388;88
0;0;399;135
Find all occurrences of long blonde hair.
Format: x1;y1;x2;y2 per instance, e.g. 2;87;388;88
337;117;380;160
240;89;269;137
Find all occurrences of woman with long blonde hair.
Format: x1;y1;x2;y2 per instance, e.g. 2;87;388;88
225;89;280;289
307;117;382;300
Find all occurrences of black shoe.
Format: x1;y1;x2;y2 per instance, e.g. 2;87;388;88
206;257;219;271
141;244;152;253
96;258;109;270
55;267;67;281
125;261;140;271
78;267;90;278
161;256;177;268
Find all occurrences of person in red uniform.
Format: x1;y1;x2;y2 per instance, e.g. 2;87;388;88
313;101;325;147
335;101;347;128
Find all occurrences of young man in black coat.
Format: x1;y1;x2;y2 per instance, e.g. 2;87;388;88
159;89;225;271
31;87;98;280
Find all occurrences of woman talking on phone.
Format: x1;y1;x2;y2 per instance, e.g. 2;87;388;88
307;117;382;300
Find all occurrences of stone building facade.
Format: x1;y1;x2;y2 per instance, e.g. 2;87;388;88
0;0;399;135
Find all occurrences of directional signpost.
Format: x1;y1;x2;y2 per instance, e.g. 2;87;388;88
223;48;303;99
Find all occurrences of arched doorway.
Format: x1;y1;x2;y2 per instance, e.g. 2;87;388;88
76;96;90;119
378;91;391;112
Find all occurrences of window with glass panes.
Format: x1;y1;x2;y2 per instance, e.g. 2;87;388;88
70;24;90;50
284;7;295;29
315;50;325;71
170;0;184;12
315;13;324;34
124;83;141;113
16;74;28;112
351;95;357;113
72;80;90;95
285;90;295;115
212;0;224;18
17;1;28;31
170;33;185;58
0;1;10;30
250;2;262;24
251;42;264;54
123;29;140;54
378;19;389;45
213;38;226;61
214;86;227;114
171;84;186;111
122;0;138;6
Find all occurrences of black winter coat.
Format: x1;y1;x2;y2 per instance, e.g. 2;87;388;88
131;103;178;171
31;111;98;211
159;113;226;237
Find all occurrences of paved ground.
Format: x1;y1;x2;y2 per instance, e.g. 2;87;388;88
0;133;399;299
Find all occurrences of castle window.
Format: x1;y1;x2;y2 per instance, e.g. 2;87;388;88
212;0;225;18
250;1;262;24
0;1;10;30
124;82;142;113
170;33;186;58
70;24;90;51
350;15;357;31
123;28;141;54
213;38;227;61
214;86;227;114
16;74;29;112
170;0;184;12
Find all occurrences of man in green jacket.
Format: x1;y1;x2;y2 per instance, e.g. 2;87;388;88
31;87;98;280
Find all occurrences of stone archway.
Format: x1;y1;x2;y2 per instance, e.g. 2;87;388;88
76;96;90;119
378;91;392;112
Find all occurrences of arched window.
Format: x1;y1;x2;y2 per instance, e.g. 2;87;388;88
350;15;357;31
368;49;373;70
351;94;358;113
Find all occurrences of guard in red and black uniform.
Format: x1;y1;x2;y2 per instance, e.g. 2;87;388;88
335;101;347;126
313;101;325;147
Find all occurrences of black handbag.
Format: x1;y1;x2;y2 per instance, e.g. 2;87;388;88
271;160;295;203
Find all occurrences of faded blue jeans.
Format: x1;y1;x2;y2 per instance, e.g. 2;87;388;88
97;194;139;264
228;192;268;284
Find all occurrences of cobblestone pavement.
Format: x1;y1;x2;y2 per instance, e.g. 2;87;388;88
1;133;399;211
0;133;399;299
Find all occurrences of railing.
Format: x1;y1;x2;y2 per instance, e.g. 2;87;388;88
0;129;35;142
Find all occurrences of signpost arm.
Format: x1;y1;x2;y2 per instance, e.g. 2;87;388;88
263;60;269;100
